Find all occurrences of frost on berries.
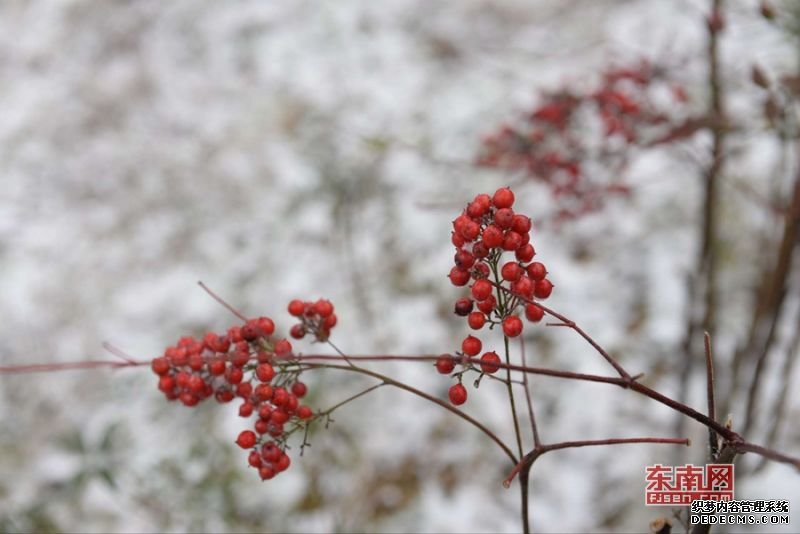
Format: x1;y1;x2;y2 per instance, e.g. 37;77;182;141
151;300;337;481
441;188;554;405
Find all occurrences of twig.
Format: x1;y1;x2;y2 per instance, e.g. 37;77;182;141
520;337;541;447
197;281;248;322
704;332;718;457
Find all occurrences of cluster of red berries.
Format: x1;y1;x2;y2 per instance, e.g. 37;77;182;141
476;61;690;221
441;188;553;405
150;309;320;481
287;298;338;341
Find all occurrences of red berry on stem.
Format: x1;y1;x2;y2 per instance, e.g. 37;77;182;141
511;276;533;298
502;231;523;251
454;297;474;316
476;295;496;314
471;279;493;301
467;311;486;330
502;316;523;337
449;267;470;287
480;351;502;374
448;383;468;405
515;243;535;262
256;363;275;382
494;208;515;229
501;261;523;282
288;299;305;316
236;430;257;449
151;357;170;376
482;225;504;248
274;339;292;357
527;262;547;281
462;335;482;356
297;405;313;420
534;279;554;299
525;303;545;322
492;187;515;209
291;382;308;398
312;299;334;318
435;354;456;374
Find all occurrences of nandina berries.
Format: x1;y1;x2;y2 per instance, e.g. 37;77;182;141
480;351;502;374
236;430;257;449
462;335;482;356
443;187;554;404
502;316;523;337
448;383;468;405
151;301;328;483
286;298;338;341
436;354;456;374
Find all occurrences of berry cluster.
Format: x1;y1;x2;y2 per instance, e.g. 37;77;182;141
442;188;552;405
150;309;320;481
287;298;338;341
477;61;690;221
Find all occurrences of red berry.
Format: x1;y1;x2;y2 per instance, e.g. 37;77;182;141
297;405;313;420
527;262;547;281
449;266;471;286
312;299;334;318
525;303;545;322
275;453;291;472
256;363;275;382
236;430;257;449
476;294;496;314
248;451;263;468
323;314;337;329
492;187;515;209
451;231;466;248
158;375;175;394
473;193;492;211
462;335;482;356
515;243;535;262
472;262;490;279
501;261;523;282
534;279;554;299
454;249;475;269
258;466;276;480
207;359;226;376
291;382;308;397
502;231;523;251
471;279;493;301
254;419;269;434
241;323;260;342
290;324;306;339
272;387;289;407
448;383;468;405
288;299;305;316
454;297;474;316
461;220;480;241
226;367;244;385
482;225;504;248
151;357;170;376
216;389;235;403
274;339;292;357
466;200;488;218
480;351;502;374
502;316;523;337
511;276;534;298
261;442;281;462
435;354;456;374
239;402;254;417
254;384;274;402
236;382;253;399
467;311;486;329
257;317;275;336
180;392;199;407
511;214;531;234
494;208;515;229
472;241;489;259
270;409;290;425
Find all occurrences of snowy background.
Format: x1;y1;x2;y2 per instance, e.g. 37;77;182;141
1;1;798;532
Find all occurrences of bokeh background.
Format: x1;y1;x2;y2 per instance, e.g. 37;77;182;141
1;1;798;532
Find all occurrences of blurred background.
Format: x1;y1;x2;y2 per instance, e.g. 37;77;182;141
1;0;799;532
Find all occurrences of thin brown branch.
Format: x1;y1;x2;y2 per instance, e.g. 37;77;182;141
520;337;541;447
197;280;248;322
704;332;718;457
